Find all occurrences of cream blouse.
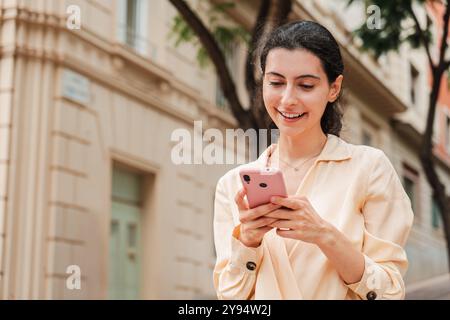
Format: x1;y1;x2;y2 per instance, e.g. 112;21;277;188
213;134;414;300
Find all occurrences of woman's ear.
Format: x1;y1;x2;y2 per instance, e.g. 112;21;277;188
328;75;343;103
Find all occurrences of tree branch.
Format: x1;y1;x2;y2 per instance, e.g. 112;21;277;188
407;4;435;70
168;0;255;129
249;0;293;130
419;1;450;271
271;0;292;26
245;0;270;95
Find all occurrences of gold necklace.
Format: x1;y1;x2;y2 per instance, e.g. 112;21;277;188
270;138;327;172
277;153;320;172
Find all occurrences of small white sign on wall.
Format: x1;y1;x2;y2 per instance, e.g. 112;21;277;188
62;69;90;105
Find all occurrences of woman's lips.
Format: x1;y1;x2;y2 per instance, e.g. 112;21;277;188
276;109;308;122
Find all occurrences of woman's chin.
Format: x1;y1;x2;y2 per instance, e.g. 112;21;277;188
276;125;306;137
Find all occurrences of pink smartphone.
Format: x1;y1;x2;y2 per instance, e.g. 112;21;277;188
239;167;288;209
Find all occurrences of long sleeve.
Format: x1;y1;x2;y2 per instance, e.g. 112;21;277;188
213;176;264;300
346;150;414;300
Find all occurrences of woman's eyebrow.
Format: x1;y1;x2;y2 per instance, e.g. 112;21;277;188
265;71;320;80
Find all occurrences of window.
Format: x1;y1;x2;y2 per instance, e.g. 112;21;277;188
211;192;217;258
216;41;240;111
427;14;433;30
125;0;138;47
410;63;419;106
215;77;228;111
109;166;143;300
446;115;450;153
403;176;415;209
431;197;441;229
362;130;372;146
117;0;148;55
360;118;379;147
402;164;419;215
433;106;440;144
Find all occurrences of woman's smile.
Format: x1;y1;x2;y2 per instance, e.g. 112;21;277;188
276;108;308;123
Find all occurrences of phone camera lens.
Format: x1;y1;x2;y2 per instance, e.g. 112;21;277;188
243;175;250;182
259;183;267;188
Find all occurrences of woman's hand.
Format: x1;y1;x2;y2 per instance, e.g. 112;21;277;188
265;195;333;245
235;188;282;248
267;195;365;285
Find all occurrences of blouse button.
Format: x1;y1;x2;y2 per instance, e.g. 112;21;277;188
366;291;377;300
246;261;257;271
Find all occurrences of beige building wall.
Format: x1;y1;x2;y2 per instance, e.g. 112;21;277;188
0;0;449;299
0;0;240;299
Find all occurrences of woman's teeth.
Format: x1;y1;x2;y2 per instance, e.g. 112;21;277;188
278;110;306;119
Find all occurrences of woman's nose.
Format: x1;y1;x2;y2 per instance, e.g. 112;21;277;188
280;85;298;107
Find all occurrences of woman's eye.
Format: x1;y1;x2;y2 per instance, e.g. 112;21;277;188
269;82;284;86
268;82;314;89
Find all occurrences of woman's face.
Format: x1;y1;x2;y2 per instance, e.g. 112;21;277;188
262;48;343;137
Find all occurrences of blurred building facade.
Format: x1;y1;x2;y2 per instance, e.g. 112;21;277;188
0;0;448;299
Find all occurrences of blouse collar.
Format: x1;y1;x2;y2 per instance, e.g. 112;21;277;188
256;134;352;168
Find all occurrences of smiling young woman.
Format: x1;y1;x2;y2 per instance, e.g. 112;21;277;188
213;21;414;300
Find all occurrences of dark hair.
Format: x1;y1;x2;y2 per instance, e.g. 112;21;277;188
259;20;344;136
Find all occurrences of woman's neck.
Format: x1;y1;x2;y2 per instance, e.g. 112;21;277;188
276;127;327;162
